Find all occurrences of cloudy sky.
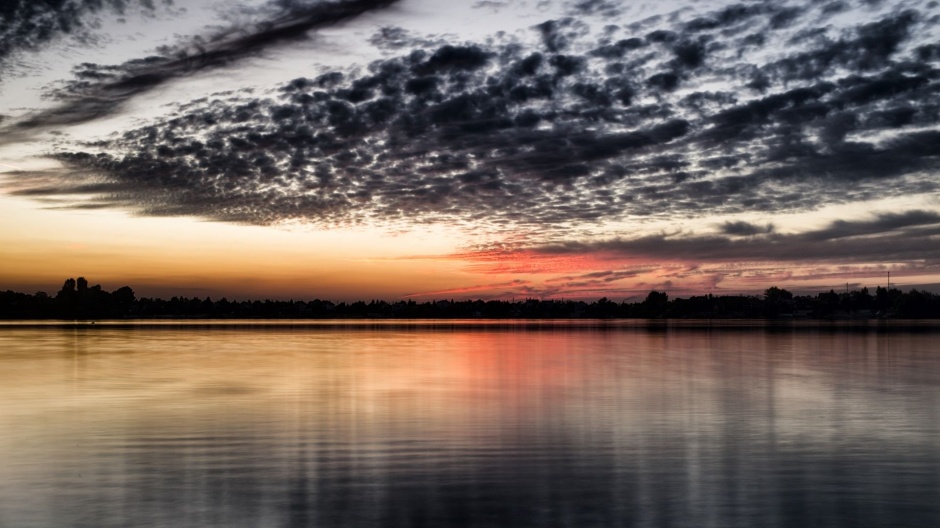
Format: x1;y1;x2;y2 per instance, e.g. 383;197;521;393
1;0;938;301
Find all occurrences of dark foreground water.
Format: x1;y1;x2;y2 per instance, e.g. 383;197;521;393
1;320;939;528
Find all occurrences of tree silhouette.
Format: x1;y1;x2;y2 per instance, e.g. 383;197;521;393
2;278;940;320
763;287;792;303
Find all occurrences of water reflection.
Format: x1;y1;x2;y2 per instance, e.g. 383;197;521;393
1;325;939;527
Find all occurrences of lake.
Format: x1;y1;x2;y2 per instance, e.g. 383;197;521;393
1;320;939;527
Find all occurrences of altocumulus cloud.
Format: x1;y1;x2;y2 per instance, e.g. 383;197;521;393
9;0;940;231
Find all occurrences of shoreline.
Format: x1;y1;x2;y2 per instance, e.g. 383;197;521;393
3;318;940;333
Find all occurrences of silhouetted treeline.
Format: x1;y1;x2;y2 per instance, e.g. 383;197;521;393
2;278;940;320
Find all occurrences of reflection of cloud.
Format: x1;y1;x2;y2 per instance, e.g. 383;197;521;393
6;0;940;236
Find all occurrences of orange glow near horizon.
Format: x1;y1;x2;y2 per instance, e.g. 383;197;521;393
1;191;936;302
0;194;473;300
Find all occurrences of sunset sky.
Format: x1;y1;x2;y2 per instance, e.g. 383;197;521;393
1;0;939;301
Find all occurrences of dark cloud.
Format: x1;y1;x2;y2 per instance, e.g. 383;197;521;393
804;210;940;241
532;211;940;264
646;71;680;91
414;45;492;74
821;1;850;15
721;221;775;236
765;10;919;80
6;0;401;134
670;39;709;69
368;26;437;50
683;3;768;32
589;37;645;59
535;18;589;53
564;0;623;17
0;0;173;84
473;1;510;10
8;0;940;232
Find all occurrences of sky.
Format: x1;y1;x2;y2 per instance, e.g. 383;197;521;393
1;0;939;301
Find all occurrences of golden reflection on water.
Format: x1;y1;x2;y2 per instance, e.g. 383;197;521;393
1;325;939;527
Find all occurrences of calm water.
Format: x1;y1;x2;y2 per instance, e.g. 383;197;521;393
1;321;939;528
